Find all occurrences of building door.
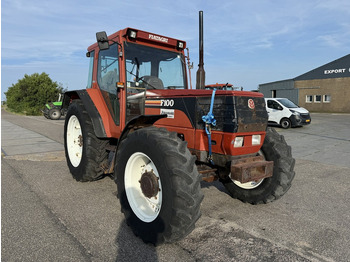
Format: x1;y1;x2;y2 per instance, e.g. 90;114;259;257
272;90;276;98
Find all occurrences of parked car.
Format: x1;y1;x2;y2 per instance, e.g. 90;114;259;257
265;98;311;129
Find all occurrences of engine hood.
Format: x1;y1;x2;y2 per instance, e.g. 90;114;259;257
290;107;309;114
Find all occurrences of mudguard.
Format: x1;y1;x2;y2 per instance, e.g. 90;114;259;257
119;114;167;142
62;90;107;138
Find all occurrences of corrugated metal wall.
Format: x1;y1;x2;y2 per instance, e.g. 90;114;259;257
259;79;299;104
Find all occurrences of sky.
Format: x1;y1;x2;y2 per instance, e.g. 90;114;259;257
1;0;350;101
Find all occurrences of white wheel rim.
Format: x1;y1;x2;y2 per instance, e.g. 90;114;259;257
282;121;289;128
232;150;265;190
125;152;162;223
66;115;83;167
52;111;58;117
232;178;264;189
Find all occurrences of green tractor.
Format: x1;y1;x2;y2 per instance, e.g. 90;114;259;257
42;94;66;120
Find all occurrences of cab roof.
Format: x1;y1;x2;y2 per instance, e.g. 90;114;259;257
87;27;186;52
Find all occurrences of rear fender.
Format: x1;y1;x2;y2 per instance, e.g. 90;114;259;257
63;90;107;138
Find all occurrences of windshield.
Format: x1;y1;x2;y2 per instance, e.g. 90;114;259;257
277;98;298;108
125;42;187;90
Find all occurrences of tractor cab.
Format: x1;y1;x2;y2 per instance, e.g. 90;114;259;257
86;28;188;132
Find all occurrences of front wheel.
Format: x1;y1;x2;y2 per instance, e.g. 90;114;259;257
115;127;203;245
64;100;108;181
221;127;295;204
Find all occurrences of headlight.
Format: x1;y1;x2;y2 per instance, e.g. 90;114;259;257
252;135;261;145
290;110;300;116
177;41;184;49
128;29;137;39
233;137;244;148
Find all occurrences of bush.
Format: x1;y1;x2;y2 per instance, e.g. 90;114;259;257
5;72;65;115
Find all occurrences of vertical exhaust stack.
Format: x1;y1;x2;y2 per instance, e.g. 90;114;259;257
196;11;205;90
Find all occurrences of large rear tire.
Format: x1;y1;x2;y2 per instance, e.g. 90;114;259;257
221;127;295;204
64;100;108;181
115;126;203;245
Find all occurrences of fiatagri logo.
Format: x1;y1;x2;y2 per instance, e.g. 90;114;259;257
149;34;168;43
248;99;255;110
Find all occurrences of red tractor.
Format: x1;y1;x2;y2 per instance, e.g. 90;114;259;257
62;13;295;245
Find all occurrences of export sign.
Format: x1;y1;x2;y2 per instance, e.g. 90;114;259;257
324;68;350;75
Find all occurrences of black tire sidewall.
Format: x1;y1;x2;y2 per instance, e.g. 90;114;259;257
280;118;291;129
64;101;89;181
116;130;175;243
221;128;295;204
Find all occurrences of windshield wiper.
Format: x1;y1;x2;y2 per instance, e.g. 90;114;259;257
126;57;157;90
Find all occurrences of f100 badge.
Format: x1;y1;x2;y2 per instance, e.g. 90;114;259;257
248;99;255;109
145;99;174;107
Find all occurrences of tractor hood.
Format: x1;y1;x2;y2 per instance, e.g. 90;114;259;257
144;89;264;98
144;90;268;133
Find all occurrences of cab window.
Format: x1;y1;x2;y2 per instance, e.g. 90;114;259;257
87;51;95;89
97;44;120;125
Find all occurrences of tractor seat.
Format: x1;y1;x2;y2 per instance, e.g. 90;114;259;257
142;76;164;89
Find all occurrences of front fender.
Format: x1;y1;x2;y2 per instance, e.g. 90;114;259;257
63;90;107;138
119;114;167;142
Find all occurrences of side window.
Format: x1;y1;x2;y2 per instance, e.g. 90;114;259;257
97;44;120;125
86;51;95;89
267;100;274;109
98;44;119;91
273;101;282;110
269;101;282;110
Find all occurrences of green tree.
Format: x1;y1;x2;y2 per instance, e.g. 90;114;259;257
5;72;65;115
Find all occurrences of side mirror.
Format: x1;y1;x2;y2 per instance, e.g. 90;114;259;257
277;105;283;110
96;31;109;50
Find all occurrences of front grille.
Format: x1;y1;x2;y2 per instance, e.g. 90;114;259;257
195;95;268;133
235;96;268;132
300;113;310;119
196;96;236;132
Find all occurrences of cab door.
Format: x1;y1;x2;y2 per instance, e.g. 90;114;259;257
97;43;121;126
266;99;284;123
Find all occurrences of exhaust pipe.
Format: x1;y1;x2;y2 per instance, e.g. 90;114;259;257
196;10;205;90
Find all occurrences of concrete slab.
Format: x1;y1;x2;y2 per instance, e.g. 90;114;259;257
278;113;350;168
1;119;64;156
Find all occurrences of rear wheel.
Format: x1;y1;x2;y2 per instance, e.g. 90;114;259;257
64;100;108;181
221;127;295;204
280;118;291;129
115;126;203;245
49;108;61;120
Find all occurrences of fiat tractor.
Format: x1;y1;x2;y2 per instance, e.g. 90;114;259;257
62;12;295;245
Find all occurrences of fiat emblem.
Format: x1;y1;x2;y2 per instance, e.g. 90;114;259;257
248;99;255;109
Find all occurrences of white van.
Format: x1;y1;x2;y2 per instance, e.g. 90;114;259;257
265;98;311;129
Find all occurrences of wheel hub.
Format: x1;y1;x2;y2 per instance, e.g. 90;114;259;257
139;171;160;198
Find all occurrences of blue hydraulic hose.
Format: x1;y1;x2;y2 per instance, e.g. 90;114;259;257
201;89;217;165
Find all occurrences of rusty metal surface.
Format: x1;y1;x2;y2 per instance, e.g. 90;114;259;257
235;96;268;133
139;171;160;198
230;156;273;183
197;165;218;182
